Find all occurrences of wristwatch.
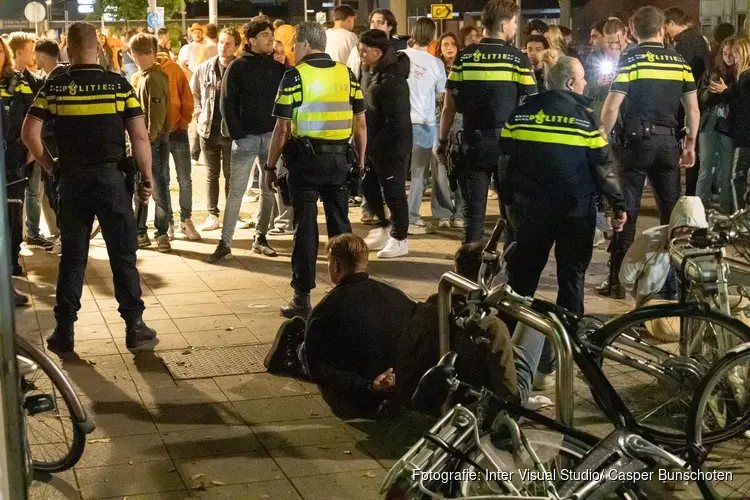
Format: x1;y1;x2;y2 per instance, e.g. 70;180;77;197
262;162;277;171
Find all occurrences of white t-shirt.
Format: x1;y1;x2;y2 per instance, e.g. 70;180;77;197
179;40;218;73
346;45;361;79
402;47;446;126
325;28;360;64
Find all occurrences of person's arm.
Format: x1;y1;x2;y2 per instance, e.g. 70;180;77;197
349;68;367;162
147;73;169;140
265;68;303;192
117;80;153;199
587;123;627;221
178;70;194;130
515;54;538;100
680;58;700;168
21;84;55;171
190;66;202;120
264;118;290;193
600;53;630;135
369;78;410;154
438;50;462;142
220;59;245;140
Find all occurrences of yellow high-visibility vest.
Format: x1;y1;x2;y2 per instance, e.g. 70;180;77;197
292;62;353;140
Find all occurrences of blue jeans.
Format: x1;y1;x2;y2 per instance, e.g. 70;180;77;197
512;323;556;403
221;133;272;246
407;124;458;222
167;130;193;222
138;137;171;237
698;128;734;213
25;163;42;238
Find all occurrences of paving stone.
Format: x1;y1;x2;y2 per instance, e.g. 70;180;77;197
76;460;183;499
148;403;245;433
268;441;381;478
180;328;260;347
156;291;222;306
96;491;189;500
76;433;170;468
161;425;262;459
77;396;159;439
291;469;386;500
232;395;330;424
28;469;79;500
252;417;353;450
172;315;245;333
214;373;307;401
175;450;285;487
114;333;190;354
188;479;302;499
138;378;229;408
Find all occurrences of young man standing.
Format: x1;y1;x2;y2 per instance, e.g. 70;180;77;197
179;24;218;74
325;5;359;64
525;35;549;90
131;33;173;253
207;21;285;263
157;28;171;55
192;27;240;232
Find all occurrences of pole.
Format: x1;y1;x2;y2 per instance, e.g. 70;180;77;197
181;0;186;35
64;6;69;32
208;0;217;26
559;0;571;29
516;0;521;48
304;0;309;21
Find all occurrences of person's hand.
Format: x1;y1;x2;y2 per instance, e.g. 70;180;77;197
680;147;696;169
372;368;396;392
434;139;449;165
597;73;614;87
710;77;728;94
264;165;278;194
138;179;153;204
612;211;627;233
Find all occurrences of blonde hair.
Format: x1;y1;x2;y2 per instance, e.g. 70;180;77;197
8;31;35;55
545;25;568;55
326;233;369;273
734;36;750;77
542;49;579;90
0;37;14;77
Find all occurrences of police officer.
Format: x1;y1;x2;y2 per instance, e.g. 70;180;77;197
265;21;367;319
596;6;699;298
21;22;159;354
437;0;537;244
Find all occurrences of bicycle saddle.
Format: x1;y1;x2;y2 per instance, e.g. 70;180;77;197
411;352;458;415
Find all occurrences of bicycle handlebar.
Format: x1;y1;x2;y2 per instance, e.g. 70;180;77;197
483;219;506;254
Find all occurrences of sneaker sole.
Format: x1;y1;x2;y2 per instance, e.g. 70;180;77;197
377;251;409;259
127;337;160;353
253;248;278;257
207;252;231;263
157;247;172;253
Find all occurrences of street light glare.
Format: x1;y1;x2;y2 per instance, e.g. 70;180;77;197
46;0;52;4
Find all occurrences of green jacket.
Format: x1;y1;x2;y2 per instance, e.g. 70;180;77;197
134;63;170;142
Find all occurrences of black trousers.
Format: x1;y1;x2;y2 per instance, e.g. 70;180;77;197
361;156;409;240
200;133;232;217
459;134;506;243
287;151;352;293
6;179;23;271
55;164;144;326
613;136;681;278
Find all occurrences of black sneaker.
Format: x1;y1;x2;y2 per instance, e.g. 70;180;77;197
138;234;151;248
14;288;29;307
595;278;626;299
125;318;159;353
47;325;75;355
25;235;54;250
252;235;277;257
207;241;232;263
280;293;312;319
264;317;306;374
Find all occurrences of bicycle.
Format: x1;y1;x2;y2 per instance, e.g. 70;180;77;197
380;219;746;498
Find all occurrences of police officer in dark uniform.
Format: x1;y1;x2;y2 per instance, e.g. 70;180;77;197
436;0;537;244
596;6;700;298
265;21;367;319
21;22;159;354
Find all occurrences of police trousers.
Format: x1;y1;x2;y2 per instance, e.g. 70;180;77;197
459;133;508;243
287;151;352;293
613;136;681;278
55;164;144;326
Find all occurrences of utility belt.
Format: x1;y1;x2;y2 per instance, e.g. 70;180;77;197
618;115;675;146
463;128;503;147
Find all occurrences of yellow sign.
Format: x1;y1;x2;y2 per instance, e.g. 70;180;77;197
431;3;453;20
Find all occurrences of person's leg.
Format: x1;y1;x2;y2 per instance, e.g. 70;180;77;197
189;120;201;162
718;133;735;213
320;162;352;238
378;158;409;240
169;130;193;222
648;138;681;225
554;209;596;317
274;160;294;229
458;166;491;243
54;176;95;326
25;163;43;240
151;137;172;237
255;132;275;236
201;135;222;217
431;151;456;221
40;170;59;238
6;180;24;273
612;146;650;278
407;146;431;224
361;167;386;224
221;136;257;247
290;182;320;293
94;168;145;322
697;131;718;207
220;136;233;198
731;147;750;211
512;323;550;404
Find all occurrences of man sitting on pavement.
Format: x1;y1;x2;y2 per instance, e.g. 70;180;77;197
264;233;555;418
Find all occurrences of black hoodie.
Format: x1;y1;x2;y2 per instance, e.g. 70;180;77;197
221;46;285;139
361;46;412;166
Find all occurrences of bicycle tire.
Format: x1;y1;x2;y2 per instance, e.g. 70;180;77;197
16;338;87;473
584;302;750;445
687;343;750;500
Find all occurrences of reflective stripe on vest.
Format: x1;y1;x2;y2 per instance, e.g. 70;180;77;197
293;62;353;140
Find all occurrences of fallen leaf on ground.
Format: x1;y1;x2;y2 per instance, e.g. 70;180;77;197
87;438;111;444
364;471;378;478
189;473;210;490
210;480;225;486
128;461;133;465
343;450;352;455
167;467;176;473
226;327;234;331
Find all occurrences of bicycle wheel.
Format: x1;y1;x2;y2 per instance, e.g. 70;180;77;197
583;303;750;441
16;338;87;473
687;344;750;499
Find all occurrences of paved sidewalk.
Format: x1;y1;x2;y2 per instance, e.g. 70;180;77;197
17;162;664;499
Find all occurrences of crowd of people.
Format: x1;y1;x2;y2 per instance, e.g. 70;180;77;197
2;0;749;418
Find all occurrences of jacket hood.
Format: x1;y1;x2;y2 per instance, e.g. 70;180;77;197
668;196;708;235
140;62;164;77
156;53;177;69
375;47;410;78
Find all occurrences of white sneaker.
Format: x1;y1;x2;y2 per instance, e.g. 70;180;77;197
408;220;436;235
438;219;451;229
593;228;605;248
451;219;465;229
364;227;390;251
46;238;62;256
201;215;220;231
377;237;409;259
236;219;254;230
180;219;201;241
533;370;556;391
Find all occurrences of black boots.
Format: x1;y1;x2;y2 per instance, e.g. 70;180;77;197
47;324;75;355
264;317;306;375
594;277;626;300
280;292;312;319
125;317;159;353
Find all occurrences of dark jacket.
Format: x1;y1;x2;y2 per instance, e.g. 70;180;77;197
728;72;750;147
304;273;416;417
361;46;412;166
221;46;285;139
1;71;34;180
500;90;625;214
